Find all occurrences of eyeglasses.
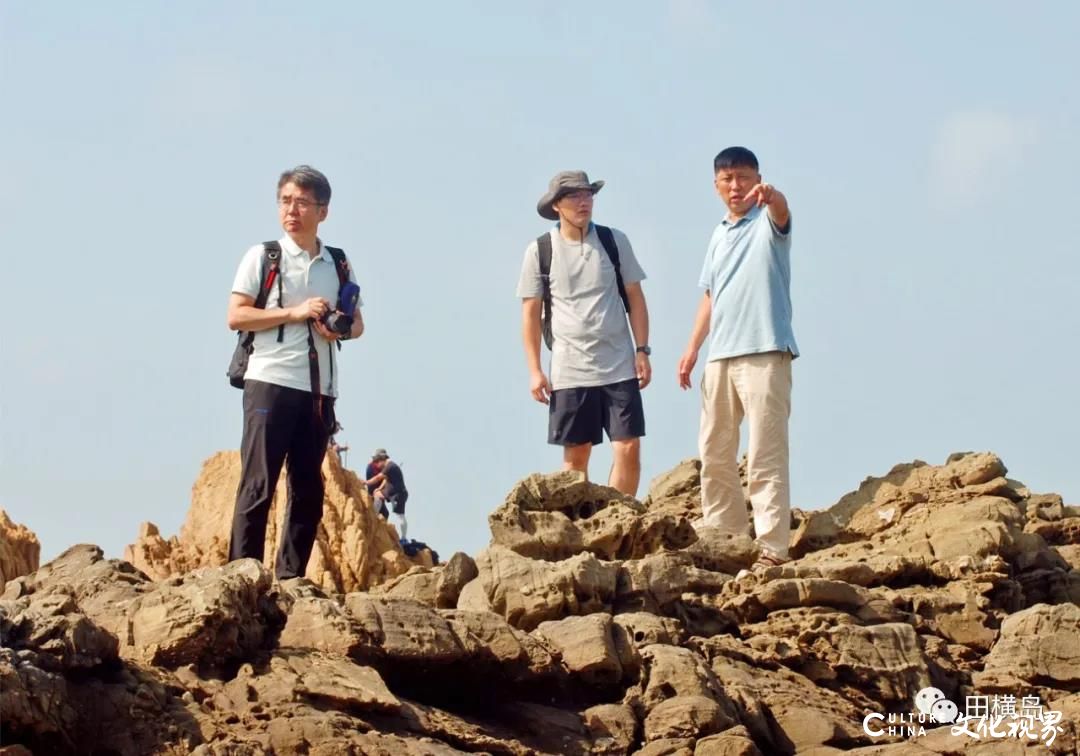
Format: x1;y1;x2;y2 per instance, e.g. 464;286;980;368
560;190;594;203
277;196;324;211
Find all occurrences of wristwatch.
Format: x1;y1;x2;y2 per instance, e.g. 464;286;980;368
636;345;652;356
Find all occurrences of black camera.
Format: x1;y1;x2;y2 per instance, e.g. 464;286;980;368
322;310;353;335
321;281;361;336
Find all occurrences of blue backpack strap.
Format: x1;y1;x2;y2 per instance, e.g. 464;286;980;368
594;225;630;314
324;246;350;287
324;246;351;358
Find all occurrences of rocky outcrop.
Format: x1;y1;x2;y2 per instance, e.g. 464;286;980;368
973;602;1080;692
2;451;1078;755
788;451;1015;557
490;472;696;561
0;509;39;591
123;450;430;594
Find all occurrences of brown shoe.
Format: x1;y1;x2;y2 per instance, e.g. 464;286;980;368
750;553;789;570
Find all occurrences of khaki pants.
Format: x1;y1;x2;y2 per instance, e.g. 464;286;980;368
698;351;792;559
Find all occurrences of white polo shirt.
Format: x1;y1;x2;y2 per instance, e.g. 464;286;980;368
232;236;361;397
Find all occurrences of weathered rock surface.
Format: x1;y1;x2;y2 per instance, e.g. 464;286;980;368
123;449;429;594
464;544;620;630
0;508;39;592
2;451;1078;755
491;471;695;561
974;602;1080;692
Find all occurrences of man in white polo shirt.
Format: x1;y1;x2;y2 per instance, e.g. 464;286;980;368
678;147;798;570
226;165;363;580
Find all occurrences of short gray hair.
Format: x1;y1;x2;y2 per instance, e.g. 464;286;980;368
277;165;331;205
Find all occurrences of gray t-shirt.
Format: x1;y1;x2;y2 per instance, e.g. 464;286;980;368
516;224;646;390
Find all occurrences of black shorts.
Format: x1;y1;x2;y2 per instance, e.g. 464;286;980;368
377;490;408;516
548;378;645;446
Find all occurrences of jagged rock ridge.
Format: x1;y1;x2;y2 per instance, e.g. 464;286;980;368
123;450;432;594
0;508;40;592
1;451;1078;754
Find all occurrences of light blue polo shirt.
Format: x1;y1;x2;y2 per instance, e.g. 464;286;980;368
698;204;799;362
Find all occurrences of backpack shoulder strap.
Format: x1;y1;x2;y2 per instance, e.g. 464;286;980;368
253;241;282;309
324;245;350;287
537;233;552;276
594;225;630;314
536;233;554;350
243;241;284;348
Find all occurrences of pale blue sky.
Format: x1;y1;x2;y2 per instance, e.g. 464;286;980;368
2;2;1077;564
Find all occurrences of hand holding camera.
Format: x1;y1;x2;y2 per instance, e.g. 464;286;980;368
291;297;331;323
315;281;362;339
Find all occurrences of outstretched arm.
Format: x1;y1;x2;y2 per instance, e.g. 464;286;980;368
746;182;790;231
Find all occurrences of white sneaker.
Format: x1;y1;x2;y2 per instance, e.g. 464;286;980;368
692;519;716;533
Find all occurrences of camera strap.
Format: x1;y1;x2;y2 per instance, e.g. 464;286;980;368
308;245;351;422
305;320;328;421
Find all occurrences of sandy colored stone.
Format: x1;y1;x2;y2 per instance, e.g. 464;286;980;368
643;695;733;742
682;528;757;575
693;634;889;752
791;453;1009;557
440;608;562;683
469;545;619;630
5;452;1079;756
274;649;401;712
0;545;266;670
127;558;277;668
644;457;750;526
636;740;697;756
721;577;868;624
894;580;1001;651
374;565;443;606
1054;544;1080;571
535;612;624;686
123;450;426;593
613;611;685;649
694;726;763;756
345;594;466;664
630;644;727;714
583;703;637;755
792;622;932;705
436;551;479;608
489;471;694;562
617;551;731;613
495;701;591;755
0;591;118;671
0;509;40;592
975;602;1080;691
278;594;363;655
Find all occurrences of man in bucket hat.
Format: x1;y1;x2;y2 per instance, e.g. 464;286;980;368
516;170;652;496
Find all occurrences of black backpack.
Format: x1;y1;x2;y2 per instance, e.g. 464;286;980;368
227;241;350;389
536;224;630;350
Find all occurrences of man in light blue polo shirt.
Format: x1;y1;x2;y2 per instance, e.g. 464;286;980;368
678;147;798;569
